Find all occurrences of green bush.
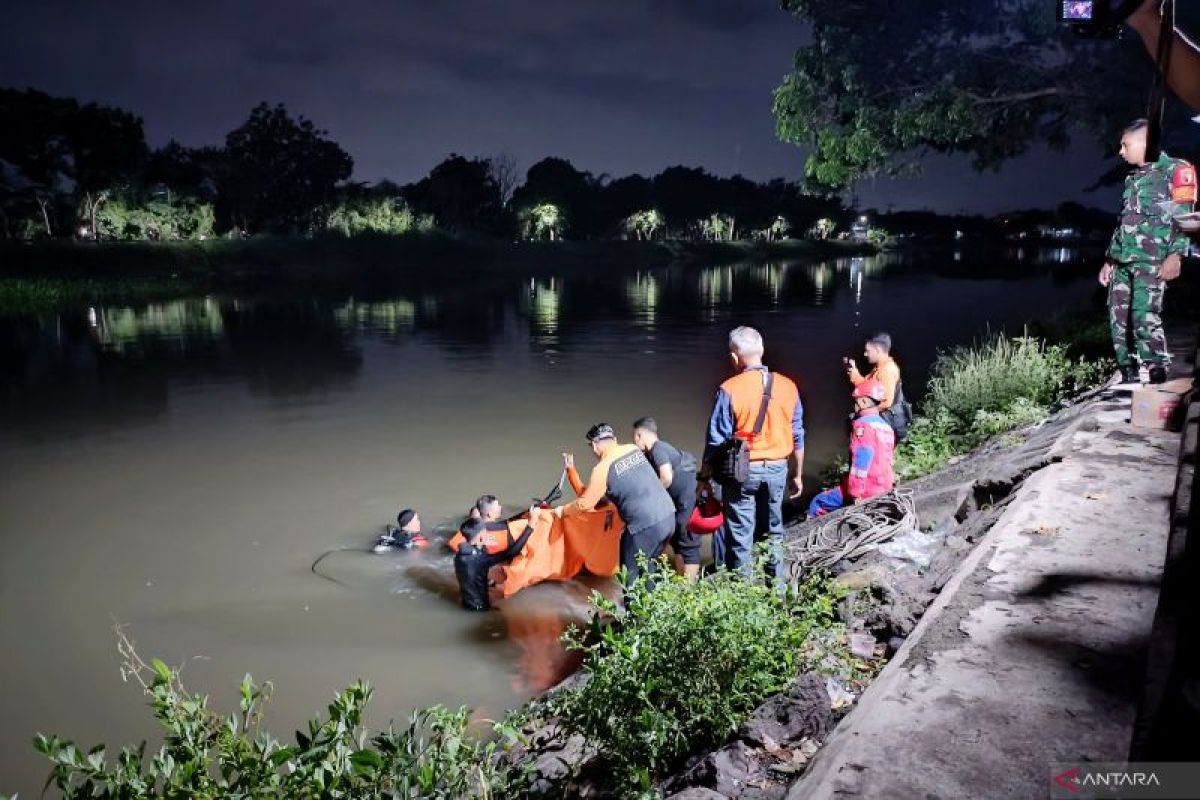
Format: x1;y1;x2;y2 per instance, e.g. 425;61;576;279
30;630;527;799
553;566;842;794
95;195;215;241
323;197;433;237
925;335;1068;423
893;331;1112;481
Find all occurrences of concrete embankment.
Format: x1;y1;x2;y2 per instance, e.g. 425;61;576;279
785;344;1196;800
516;339;1196;800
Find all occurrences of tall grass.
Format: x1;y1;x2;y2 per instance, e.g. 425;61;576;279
894;332;1112;480
926;335;1068;421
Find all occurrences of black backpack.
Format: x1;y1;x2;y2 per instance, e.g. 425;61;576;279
882;380;913;442
711;373;774;485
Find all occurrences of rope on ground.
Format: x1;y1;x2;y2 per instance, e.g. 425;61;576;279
788;489;917;574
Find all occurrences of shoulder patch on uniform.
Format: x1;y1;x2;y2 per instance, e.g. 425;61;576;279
854;426;865;437
1173;163;1197;204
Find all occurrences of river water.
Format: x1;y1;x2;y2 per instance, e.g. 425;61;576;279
0;249;1099;793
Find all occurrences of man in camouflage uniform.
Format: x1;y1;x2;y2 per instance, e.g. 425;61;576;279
1101;119;1194;385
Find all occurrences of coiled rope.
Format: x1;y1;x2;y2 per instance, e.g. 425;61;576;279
788;489;918;574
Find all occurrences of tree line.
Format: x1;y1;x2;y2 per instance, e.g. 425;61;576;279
0;88;847;244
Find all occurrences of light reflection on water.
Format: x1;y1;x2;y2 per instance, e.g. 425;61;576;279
0;250;1100;797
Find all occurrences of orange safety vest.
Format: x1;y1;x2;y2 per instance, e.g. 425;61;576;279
720;369;801;461
447;521;513;554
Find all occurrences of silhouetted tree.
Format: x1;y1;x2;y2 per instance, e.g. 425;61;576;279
0;88;147;239
145;141;222;204
512;157;598;238
487;152;520;207
652;166;720;233
221;103;352;233
405;154;502;233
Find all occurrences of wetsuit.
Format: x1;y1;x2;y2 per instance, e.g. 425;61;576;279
646;440;700;566
569;443;675;587
454;523;535;611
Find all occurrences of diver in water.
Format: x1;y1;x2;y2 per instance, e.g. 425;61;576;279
373;508;429;553
447;494;515;553
455;505;542;611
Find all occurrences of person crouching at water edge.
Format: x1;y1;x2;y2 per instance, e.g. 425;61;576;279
373;508;429;553
632;416;701;582
553;423;675;588
808;380;896;518
455;507;543;611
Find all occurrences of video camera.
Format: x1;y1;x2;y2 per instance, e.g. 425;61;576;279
1057;0;1143;38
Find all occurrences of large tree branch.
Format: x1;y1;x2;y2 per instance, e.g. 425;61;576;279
963;87;1074;105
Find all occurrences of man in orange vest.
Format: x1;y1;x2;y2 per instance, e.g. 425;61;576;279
700;326;805;581
555;423;676;588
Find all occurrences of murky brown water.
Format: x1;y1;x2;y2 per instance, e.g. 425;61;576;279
0;250;1098;794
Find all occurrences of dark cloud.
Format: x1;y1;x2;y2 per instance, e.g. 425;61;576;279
0;0;1122;213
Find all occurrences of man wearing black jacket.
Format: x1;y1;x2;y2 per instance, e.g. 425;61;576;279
454;505;543;611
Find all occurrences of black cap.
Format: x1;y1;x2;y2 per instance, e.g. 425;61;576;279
397;508;416;528
586;423;616;443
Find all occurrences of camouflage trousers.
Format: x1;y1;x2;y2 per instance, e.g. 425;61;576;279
1108;262;1168;368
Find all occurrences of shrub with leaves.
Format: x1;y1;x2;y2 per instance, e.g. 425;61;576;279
30;628;527;799
553;566;841;794
893;331;1111;480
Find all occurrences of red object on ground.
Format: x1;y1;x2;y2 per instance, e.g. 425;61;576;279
688;491;725;534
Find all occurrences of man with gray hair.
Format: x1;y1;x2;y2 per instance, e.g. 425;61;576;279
701;326;805;581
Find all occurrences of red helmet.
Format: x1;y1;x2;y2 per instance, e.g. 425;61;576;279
688;490;725;534
852;379;887;403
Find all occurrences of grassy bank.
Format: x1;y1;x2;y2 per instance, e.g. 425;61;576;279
894;327;1113;481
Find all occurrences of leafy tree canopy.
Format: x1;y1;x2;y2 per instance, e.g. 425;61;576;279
222;102;352;233
772;0;1165;190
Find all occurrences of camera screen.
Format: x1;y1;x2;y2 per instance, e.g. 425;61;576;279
1062;1;1094;20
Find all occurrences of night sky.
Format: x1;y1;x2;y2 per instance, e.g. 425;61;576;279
0;0;1125;213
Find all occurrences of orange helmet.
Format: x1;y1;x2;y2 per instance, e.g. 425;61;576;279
852;379;887;403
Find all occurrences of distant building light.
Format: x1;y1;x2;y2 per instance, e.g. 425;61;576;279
859;215;869;223
79;226;89;237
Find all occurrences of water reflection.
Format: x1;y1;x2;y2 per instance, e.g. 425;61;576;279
0;250;1102;442
521;278;561;345
625;272;660;326
334;299;417;336
698;265;734;319
91;298;225;352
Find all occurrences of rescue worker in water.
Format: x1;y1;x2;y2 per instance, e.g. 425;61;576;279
454;505;544;611
554;423;675;588
447;494;515;553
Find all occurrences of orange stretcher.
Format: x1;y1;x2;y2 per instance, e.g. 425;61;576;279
496;503;623;597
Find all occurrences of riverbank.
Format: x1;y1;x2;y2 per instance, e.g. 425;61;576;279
654;341;1196;799
0;236;873;293
0;236;878;315
504;334;1194;799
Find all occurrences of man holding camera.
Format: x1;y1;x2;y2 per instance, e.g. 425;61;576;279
1100;118;1194;385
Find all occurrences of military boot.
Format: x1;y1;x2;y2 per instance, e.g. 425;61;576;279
1148;365;1168;385
1119;364;1141;385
